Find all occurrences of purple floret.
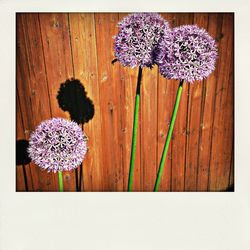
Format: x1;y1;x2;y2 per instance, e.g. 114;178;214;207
155;24;218;82
28;118;88;173
114;13;171;68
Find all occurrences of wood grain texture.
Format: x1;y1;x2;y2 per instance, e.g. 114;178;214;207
171;14;194;192
196;13;223;191
16;93;29;191
95;13;123;191
69;13;104;191
16;13;234;192
157;13;178;192
184;13;209;191
39;13;76;191
209;14;234;191
141;66;158;191
17;14;56;191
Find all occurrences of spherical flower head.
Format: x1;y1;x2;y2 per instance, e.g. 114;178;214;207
28;118;88;173
114;13;171;68
156;25;218;82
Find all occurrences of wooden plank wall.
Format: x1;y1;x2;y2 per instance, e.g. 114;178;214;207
16;13;234;192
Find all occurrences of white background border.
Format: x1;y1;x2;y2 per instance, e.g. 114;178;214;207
0;1;250;249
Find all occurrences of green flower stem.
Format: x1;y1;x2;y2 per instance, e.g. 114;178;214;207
128;66;143;191
154;80;184;192
58;171;64;192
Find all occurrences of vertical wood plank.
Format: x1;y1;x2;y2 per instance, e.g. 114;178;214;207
196;14;223;191
184;14;209;191
121;67;142;191
95;13;123;191
16;92;26;192
39;13;76;191
141;67;158;191
17;13;56;191
16;64;39;191
157;13;179;192
170;13;194;192
16;166;26;191
184;82;203;191
209;13;234;191
228;43;234;191
229;148;234;189
157;76;175;191
39;13;73;118
16;93;30;191
69;13;104;191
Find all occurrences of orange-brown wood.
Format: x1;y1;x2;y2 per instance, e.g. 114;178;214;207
39;13;76;191
184;14;209;191
17;96;34;192
229;148;234;190
209;14;234;191
170;14;194;192
16;13;234;192
140;67;158;191
95;13;124;191
157;76;176;192
69;13;104;191
17;14;56;191
156;13;179;192
124;67;142;191
196;14;223;191
16;166;25;191
16;93;29;191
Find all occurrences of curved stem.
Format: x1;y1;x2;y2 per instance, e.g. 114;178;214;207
154;80;184;192
128;66;143;191
58;171;64;192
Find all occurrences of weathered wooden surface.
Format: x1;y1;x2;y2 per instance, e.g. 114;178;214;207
16;13;234;191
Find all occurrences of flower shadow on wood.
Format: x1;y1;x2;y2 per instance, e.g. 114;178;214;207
57;79;95;191
16;139;31;191
57;78;94;125
16;139;31;165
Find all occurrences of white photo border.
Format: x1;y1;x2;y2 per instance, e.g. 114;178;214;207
0;1;250;249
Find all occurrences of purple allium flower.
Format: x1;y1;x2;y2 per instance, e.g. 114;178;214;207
28;118;88;173
156;25;218;82
114;13;171;68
